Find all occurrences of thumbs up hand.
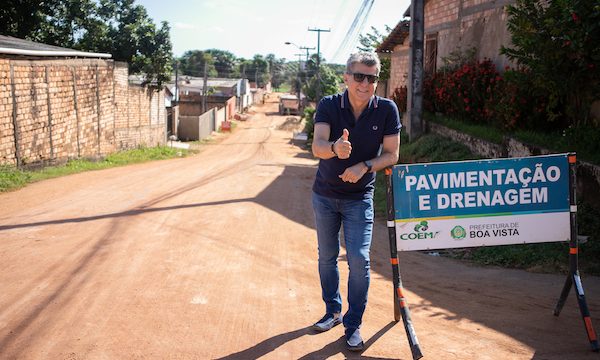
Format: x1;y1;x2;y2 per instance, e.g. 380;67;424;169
333;128;352;159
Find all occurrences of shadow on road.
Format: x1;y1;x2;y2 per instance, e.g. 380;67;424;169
216;322;398;360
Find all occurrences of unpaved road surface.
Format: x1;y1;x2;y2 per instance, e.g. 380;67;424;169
1;96;599;359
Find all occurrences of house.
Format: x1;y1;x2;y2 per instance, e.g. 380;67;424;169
167;76;250;116
377;0;515;98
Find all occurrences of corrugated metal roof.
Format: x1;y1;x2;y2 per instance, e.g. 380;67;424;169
0;35;111;58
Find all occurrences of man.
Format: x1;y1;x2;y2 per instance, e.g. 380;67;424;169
311;52;401;351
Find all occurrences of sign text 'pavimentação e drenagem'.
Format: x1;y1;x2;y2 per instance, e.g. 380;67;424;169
392;154;571;251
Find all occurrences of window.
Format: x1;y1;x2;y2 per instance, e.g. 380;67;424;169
425;33;438;75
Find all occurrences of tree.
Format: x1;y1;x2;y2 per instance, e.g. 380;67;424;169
357;25;392;81
357;25;392;52
239;55;270;87
268;56;288;90
302;54;341;101
204;49;237;78
0;1;60;40
501;0;600;127
0;0;173;86
178;50;217;77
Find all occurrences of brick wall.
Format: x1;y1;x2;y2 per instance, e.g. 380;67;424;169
425;0;460;29
385;0;515;101
388;38;410;98
0;57;165;167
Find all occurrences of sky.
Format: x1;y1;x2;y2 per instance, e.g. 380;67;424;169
136;0;411;64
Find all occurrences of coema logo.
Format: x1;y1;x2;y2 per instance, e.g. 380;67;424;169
400;221;440;240
451;226;466;240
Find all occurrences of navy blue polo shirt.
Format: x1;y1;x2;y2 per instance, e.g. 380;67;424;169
312;90;401;200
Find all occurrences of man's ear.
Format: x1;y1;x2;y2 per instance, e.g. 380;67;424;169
343;73;350;85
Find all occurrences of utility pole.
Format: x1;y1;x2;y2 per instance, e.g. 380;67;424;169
202;61;208;114
308;28;330;102
407;0;425;141
299;46;315;65
174;60;179;105
295;53;303;109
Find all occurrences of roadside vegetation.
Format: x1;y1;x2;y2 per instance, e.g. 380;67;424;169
0;146;192;193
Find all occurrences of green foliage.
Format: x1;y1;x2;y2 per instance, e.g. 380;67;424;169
205;49;237;78
398;133;479;164
357;25;392;52
501;0;600;127
356;26;392;81
0;1;57;40
0;0;173;86
513;125;600;165
0;146;189;193
178;50;218;77
239;55;270;87
301;107;317;144
0;165;31;192
426;112;504;144
424;59;501;124
303;57;342;101
439;46;477;72
490;68;552;130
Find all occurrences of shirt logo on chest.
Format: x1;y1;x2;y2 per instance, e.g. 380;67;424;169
372;125;378;131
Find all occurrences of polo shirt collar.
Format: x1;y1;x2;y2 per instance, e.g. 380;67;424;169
340;89;379;110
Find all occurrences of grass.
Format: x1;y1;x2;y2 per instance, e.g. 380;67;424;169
427;112;600;165
513;128;600;165
372;131;600;276
273;84;292;93
425;112;504;144
0;146;192;193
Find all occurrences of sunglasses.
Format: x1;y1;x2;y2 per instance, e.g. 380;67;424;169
350;72;379;84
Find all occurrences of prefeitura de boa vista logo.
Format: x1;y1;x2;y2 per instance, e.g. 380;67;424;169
400;221;440;240
451;225;466;240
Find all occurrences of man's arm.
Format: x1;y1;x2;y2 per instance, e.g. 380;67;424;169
338;133;400;183
370;133;400;172
312;123;335;159
312;123;352;160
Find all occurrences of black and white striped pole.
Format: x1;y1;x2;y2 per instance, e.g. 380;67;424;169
385;166;423;359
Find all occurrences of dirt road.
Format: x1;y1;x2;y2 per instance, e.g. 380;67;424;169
1;96;599;359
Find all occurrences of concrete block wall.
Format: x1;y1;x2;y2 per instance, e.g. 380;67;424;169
0;57;165;167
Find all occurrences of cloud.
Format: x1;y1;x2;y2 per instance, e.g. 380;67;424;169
174;22;197;30
209;26;225;33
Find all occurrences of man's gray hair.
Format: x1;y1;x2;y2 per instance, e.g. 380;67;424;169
346;52;381;75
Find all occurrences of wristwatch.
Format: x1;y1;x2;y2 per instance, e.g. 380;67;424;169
330;141;338;157
363;160;373;173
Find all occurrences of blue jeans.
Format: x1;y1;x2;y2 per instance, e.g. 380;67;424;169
312;192;374;330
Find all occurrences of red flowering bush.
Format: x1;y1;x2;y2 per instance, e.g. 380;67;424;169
491;67;555;131
502;0;600;127
424;59;501;124
391;86;408;113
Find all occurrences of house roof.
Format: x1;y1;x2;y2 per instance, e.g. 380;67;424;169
172;77;240;91
0;35;111;58
376;20;411;53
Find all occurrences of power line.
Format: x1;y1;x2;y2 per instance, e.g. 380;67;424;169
331;0;374;62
